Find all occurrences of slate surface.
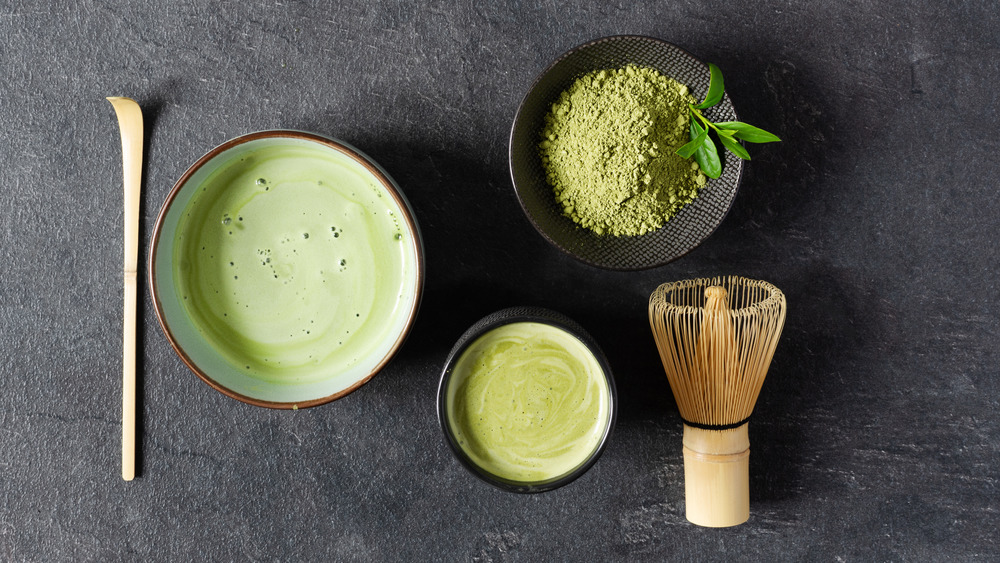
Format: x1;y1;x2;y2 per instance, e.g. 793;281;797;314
1;1;997;560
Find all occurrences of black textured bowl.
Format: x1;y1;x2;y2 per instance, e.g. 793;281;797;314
510;35;744;270
437;307;617;493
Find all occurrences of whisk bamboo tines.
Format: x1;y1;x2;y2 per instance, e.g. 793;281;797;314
648;276;786;527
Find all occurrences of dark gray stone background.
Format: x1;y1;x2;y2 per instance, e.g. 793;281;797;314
1;0;996;560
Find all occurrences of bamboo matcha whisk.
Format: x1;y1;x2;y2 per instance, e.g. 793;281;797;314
648;276;786;527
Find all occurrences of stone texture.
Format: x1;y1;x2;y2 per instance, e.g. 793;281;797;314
0;0;997;560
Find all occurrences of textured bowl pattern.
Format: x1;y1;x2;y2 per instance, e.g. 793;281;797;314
510;35;744;270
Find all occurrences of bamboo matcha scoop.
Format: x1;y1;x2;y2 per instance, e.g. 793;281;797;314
107;97;142;481
649;277;786;527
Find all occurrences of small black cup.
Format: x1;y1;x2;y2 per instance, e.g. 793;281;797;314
437;307;617;493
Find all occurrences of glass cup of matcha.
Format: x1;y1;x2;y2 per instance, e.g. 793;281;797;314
437;307;617;492
150;131;423;408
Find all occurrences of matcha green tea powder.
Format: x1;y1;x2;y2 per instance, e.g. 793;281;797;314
539;65;707;236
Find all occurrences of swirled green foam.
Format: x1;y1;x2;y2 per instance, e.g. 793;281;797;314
173;141;417;387
446;322;611;483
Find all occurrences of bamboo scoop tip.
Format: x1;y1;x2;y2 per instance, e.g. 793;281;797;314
107;97;142;123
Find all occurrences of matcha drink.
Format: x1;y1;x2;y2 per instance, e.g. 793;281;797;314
445;322;612;483
172;139;419;388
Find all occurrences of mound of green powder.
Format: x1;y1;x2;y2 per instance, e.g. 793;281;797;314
539;65;708;237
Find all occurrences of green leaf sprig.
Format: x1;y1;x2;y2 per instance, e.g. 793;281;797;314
676;63;781;179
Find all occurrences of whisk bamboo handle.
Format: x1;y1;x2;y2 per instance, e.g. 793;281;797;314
682;423;750;527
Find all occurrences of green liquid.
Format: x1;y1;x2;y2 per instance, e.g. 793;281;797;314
173;141;416;385
446;322;611;483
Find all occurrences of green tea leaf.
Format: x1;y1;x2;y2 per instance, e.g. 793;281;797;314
693;63;724;110
690;118;705;142
715;121;782;143
676;127;708;158
695;137;722;178
691;120;722;178
673;63;780;172
717;131;751;160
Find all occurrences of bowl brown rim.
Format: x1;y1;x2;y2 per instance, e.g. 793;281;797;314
148;130;424;409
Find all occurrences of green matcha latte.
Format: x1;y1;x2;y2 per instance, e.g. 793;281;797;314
444;322;612;484
153;134;421;405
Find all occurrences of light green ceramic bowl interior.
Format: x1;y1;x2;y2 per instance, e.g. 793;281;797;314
151;132;423;407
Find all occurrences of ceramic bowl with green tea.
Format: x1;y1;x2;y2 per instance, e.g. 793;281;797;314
437;307;617;492
509;35;744;270
150;131;424;408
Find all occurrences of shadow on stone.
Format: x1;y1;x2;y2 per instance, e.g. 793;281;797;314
750;262;878;503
